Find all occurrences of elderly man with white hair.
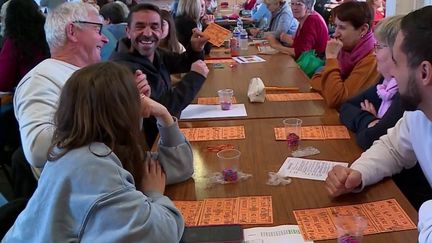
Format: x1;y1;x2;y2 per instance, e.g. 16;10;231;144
13;2;108;180
13;1;194;192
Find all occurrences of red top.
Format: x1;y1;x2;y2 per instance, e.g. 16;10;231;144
372;9;385;29
292;12;329;59
0;37;48;92
243;0;256;10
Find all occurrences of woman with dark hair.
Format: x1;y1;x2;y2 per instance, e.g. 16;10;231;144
0;0;50;92
310;1;379;108
100;2;127;40
160;10;186;83
160;9;185;54
2;62;187;242
340;15;403;150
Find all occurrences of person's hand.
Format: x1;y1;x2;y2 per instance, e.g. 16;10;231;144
249;28;260;37
367;119;380;128
201;14;215;25
135;70;151;97
191;60;209;78
140;158;166;194
325;165;362;197
360;99;377;117
265;34;278;46
190;28;209;52
279;33;293;46
241;17;252;22
140;96;174;126
325;38;343;59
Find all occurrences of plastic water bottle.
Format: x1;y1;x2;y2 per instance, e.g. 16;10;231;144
230;28;241;56
240;28;248;50
260;17;268;31
236;18;243;30
233;27;241;47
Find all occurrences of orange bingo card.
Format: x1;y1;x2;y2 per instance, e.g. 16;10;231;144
323;125;350;139
238;196;273;225
199;198;240;225
293;207;339;240
197;96;238;105
266;92;324;102
293;199;416;241
180;126;245;142
174;201;204;226
204;59;235;64
202;22;231;47
175;196;273;226
274;127;286;140
274;126;338;140
361;199;417;233
301;126;325;140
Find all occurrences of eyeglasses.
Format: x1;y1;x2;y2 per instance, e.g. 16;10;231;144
72;20;103;35
374;42;388;51
290;2;305;7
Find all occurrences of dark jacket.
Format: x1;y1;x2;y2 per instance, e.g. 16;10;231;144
110;38;206;145
339;77;404;150
174;15;212;54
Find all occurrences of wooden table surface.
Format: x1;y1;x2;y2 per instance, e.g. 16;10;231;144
167;117;419;242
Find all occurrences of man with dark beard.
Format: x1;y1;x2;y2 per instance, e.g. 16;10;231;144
325;6;432;242
110;3;209;146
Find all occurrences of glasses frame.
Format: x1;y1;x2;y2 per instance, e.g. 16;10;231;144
72;20;103;35
374;42;388;52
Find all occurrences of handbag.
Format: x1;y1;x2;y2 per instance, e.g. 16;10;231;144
247;77;266;103
296;50;325;78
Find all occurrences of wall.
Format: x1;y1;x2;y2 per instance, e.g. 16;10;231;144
386;0;432;15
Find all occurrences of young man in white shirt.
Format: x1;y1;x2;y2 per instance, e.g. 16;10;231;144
325;6;432;243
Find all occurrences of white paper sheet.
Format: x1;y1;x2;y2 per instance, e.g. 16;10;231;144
277;157;348;181
244;225;313;243
180;104;247;119
233;55;266;64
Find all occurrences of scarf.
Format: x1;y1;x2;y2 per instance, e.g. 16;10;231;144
338;31;375;79
376;77;398;118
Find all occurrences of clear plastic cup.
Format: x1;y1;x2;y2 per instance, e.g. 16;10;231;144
283;118;302;148
217;89;234;110
334;216;368;243
217;149;241;182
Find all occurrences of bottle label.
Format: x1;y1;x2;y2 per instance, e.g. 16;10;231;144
230;38;239;56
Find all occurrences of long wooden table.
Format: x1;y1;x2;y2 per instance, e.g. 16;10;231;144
167;117;419;242
166;48;419;242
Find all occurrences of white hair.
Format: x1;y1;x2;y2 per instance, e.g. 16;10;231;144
0;0;10;36
44;2;99;50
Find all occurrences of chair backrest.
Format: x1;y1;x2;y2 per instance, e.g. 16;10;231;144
0;94;21;187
